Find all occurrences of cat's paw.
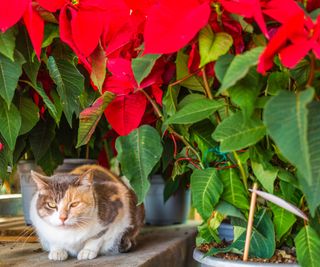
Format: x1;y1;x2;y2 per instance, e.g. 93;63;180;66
77;249;98;260
48;249;68;261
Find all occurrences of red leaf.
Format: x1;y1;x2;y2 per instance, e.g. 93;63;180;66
23;3;44;60
104;92;147;136
90;44;107;92
107;58;137;86
0;0;29;31
220;0;268;38
144;0;211;54
258;11;305;73
71;9;104;57
37;0;65;12
150;84;163;106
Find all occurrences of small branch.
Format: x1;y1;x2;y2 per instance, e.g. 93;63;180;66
85;143;90;159
202;67;213;100
243;183;258;262
307;53;316;87
169;69;201;87
141;89;204;169
233;151;248;189
140;89;163;120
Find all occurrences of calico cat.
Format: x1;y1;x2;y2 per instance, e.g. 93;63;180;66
30;165;144;261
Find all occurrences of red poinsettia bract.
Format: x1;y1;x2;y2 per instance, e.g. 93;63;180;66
103;58;163;136
144;0;211;54
258;0;320;73
219;0;268;38
0;0;29;31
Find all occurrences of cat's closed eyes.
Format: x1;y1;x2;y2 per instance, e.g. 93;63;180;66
30;165;144;261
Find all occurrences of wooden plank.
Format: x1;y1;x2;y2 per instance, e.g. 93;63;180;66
0;236;38;243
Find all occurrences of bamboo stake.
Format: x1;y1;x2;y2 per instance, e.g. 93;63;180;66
243;182;258;261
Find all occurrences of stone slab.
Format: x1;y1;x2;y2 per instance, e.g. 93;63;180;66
0;222;198;267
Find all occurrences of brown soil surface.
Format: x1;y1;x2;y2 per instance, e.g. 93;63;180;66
198;242;297;264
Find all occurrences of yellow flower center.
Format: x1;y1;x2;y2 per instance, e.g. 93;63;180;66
71;0;79;5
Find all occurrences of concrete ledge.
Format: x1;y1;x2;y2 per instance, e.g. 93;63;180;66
0;222;198;267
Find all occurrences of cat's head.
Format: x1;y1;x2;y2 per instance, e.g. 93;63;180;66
31;170;95;228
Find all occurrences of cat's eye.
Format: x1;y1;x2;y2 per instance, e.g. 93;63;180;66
70;202;80;208
47;202;57;209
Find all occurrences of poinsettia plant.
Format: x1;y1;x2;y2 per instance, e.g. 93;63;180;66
1;0;320;265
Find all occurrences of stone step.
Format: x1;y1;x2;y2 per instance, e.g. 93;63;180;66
0;219;198;267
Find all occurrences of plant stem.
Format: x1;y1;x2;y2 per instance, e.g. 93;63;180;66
233;151;248;189
202;67;213;100
169;69;201;87
243;182;258;262
307;53;316;87
141;89;204;169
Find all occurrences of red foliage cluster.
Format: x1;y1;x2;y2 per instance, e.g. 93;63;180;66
1;0;320;135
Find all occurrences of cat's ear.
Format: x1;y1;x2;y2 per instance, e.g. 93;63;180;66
31;171;49;190
76;170;94;187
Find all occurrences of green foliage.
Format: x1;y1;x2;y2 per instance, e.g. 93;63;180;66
295;226;320;267
190;168;223;220
212;111;266;152
264;88;320;214
0;27;17;61
132;54;161;85
77;92;115;147
218;47;264;92
116;125;163;204
47;56;84;126
199;25;233;67
0;98;21;150
166;98;223;125
18;97;40;135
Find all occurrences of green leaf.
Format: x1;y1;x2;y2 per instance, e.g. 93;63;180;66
163;85;180;117
220;168;249;211
34;84;59;123
17;29;40;84
218;47;264;93
132;54;161;85
269;203;296;242
190;168;224;220
42;23;59;48
215;201;245;220
115;125;163;203
18;97;40;135
47;56;84;126
266;72;289;96
37;140;63;175
166;98;223;124
295;226;320;267
264;88;320;214
29;119;56;162
0;99;21;150
214;54;234;83
0;137;13;179
207;209;275;258
0;53;22;108
251;161;278;193
176;51;204;92
228;69;262;117
0;27;17;61
212;112;266;152
199;26;233;67
90;44;107;93
77;92;115;147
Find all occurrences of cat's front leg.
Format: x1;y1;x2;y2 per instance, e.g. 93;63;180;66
48;248;68;261
77;235;104;260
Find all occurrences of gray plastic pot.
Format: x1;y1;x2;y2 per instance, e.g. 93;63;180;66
144;174;191;225
0;194;23;216
193;249;300;267
18;160;42;225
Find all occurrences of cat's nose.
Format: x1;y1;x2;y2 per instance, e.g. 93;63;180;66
59;214;68;223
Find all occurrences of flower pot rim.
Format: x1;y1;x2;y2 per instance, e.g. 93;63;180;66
62;158;97;164
193;248;299;267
